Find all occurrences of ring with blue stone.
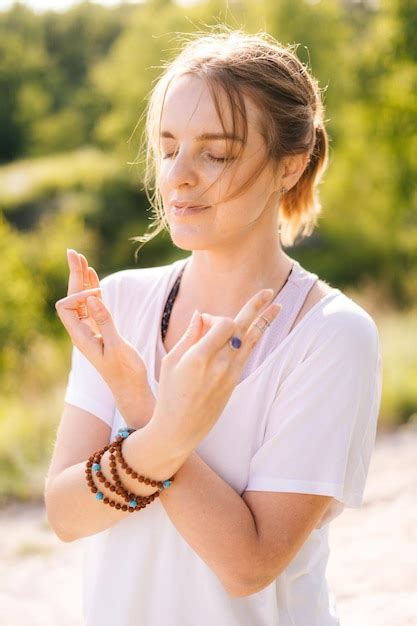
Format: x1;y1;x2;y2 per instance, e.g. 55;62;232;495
229;336;242;350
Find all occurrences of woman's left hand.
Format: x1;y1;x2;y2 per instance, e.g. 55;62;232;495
55;249;155;426
152;289;282;453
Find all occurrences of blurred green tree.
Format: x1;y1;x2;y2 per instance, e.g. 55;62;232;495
0;1;136;161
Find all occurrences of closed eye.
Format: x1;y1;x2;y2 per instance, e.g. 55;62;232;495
162;152;235;163
207;154;234;163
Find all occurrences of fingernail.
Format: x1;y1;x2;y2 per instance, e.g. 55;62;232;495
263;289;274;301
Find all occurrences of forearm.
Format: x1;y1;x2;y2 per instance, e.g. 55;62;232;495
121;394;262;594
48;390;261;594
45;420;191;542
113;386;156;429
159;451;261;596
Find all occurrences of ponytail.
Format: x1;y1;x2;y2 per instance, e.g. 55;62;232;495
278;125;329;247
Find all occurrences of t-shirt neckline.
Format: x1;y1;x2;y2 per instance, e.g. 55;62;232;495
150;257;341;392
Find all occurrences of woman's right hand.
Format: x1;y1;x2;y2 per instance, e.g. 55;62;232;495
152;290;281;455
55;249;155;427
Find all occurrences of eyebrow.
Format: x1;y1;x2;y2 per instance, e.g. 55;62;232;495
160;131;244;143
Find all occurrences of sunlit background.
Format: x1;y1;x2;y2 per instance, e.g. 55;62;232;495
1;0;416;490
0;0;416;623
0;0;198;11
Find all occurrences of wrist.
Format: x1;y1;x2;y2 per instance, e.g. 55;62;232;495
147;412;196;466
114;385;156;429
150;409;198;460
126;418;193;480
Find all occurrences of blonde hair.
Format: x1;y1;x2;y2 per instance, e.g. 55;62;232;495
132;30;329;253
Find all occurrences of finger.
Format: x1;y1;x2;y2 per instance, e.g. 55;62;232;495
56;288;102;316
193;291;275;361
187;315;238;361
235;302;282;366
67;249;83;296
55;289;103;347
78;253;90;289
233;288;275;336
195;312;223;339
164;310;203;363
86;296;120;345
81;267;101;337
57;308;96;347
88;266;100;290
193;290;276;342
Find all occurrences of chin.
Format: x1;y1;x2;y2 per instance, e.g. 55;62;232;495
168;225;214;251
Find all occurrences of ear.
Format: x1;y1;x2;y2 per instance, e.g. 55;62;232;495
279;153;309;192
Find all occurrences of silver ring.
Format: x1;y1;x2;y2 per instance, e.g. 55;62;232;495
253;322;266;334
259;315;271;327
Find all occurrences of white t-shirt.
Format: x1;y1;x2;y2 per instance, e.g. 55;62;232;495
64;257;383;626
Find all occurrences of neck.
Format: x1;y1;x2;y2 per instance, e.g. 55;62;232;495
180;243;294;318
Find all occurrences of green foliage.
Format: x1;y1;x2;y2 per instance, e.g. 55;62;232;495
0;147;122;209
0;217;45;370
0;146;175;341
0;336;71;503
0;1;135;160
92;1;206;160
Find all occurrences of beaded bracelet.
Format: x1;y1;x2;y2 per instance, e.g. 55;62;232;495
113;428;175;492
98;427;148;507
87;445;154;512
85;428;175;513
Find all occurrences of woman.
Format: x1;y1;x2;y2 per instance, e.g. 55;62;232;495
45;31;382;626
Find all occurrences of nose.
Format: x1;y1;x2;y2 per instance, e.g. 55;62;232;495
165;149;198;189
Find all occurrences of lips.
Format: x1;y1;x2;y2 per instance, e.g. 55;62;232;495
173;202;208;210
172;202;210;215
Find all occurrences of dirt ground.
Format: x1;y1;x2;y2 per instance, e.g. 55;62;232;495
1;421;416;626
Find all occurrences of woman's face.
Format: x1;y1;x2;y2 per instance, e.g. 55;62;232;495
158;73;281;252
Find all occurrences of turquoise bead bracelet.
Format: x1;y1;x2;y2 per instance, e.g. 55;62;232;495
85;427;175;513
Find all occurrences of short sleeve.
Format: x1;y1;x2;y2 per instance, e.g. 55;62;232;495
246;309;383;509
63;275;117;428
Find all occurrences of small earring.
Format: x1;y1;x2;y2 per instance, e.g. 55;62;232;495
281;187;287;195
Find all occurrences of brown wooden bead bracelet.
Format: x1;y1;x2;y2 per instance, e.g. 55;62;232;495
85;428;175;513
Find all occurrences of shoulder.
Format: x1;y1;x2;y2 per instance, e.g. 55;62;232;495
98;259;182;321
278;289;381;397
99;259;181;301
100;262;171;292
304;285;380;361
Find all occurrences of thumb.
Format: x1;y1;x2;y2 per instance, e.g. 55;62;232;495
86;296;119;344
168;310;202;362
